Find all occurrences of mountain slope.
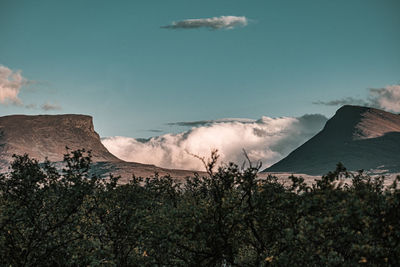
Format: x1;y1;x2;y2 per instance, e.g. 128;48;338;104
0;114;120;167
0;114;196;180
264;105;400;175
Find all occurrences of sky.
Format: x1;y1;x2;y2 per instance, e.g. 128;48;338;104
1;0;400;169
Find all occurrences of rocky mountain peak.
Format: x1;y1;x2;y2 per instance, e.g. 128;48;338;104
264;105;400;175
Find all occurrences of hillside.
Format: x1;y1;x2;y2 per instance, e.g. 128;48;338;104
0;114;195;179
0;114;120;167
264;105;400;175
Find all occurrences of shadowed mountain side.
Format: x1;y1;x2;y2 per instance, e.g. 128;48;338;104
264;106;400;175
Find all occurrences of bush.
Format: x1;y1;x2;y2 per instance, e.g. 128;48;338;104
0;150;399;266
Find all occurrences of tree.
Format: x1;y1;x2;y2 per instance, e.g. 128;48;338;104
1;150;400;266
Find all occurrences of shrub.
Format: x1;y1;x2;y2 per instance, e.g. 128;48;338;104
0;150;399;266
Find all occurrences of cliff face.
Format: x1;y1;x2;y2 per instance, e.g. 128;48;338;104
264;106;400;175
0;114;120;168
0;114;196;180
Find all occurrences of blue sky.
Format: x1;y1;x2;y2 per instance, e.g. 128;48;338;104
1;0;399;138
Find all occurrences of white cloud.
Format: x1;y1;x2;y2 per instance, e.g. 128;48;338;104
102;114;327;171
368;85;400;113
0;65;26;105
0;65;62;110
161;16;248;30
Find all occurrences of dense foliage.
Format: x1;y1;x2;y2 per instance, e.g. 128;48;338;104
1;149;400;266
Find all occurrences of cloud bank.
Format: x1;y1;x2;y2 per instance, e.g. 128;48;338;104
314;84;400;113
102;114;327;171
0;65;26;105
161;16;248;30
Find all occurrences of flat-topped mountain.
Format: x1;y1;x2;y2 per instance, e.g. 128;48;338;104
264;105;400;175
0;114;120;167
0;114;195;180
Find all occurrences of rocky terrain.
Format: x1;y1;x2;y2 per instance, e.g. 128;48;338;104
0;114;196;180
264;105;400;175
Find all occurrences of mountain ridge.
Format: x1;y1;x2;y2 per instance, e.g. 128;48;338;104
264;105;400;175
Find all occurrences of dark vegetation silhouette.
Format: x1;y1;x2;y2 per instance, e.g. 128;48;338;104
0;149;400;266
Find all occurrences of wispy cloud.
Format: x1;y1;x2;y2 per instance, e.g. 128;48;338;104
161;16;248;30
0;65;62;111
24;102;62;111
24;103;37;109
313;84;400;113
146;129;164;133
167;118;256;127
0;65;26;105
41;102;62;111
312;97;368;107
